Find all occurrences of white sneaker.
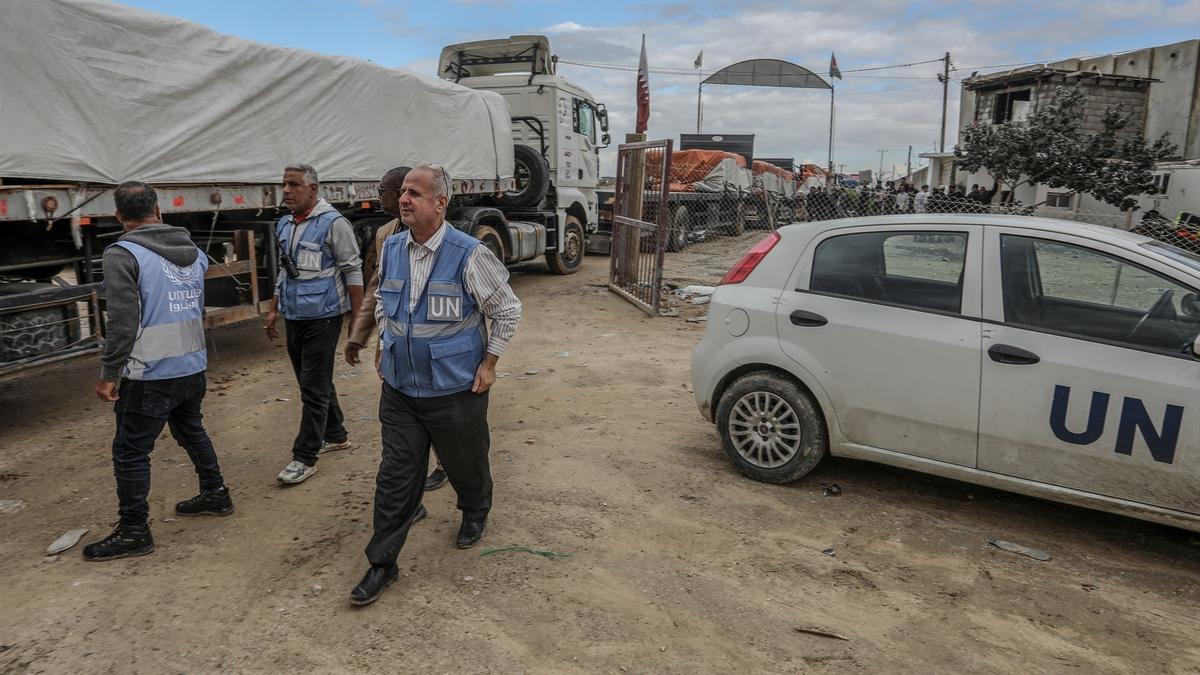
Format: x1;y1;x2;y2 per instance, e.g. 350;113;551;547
320;439;353;454
277;460;317;485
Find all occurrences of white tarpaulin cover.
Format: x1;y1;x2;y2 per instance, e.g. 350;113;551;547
0;0;514;186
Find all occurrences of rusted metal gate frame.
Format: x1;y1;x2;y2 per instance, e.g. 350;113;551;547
609;139;673;316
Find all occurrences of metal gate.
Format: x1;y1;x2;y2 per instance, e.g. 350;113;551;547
609;139;672;315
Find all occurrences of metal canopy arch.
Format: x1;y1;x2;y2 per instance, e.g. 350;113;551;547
696;58;835;182
702;59;831;90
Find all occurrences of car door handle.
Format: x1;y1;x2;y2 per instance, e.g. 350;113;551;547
790;310;828;327
988;343;1040;365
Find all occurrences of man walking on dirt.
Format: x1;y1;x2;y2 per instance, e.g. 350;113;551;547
264;164;364;485
85;181;233;561
346;165;448;493
349;164;521;606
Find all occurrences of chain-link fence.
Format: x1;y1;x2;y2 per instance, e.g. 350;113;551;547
648;185;1195;289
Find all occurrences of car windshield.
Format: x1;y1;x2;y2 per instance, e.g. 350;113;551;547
1142;241;1200;275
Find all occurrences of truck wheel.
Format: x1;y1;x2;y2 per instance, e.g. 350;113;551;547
474;224;506;262
715;372;827;484
546;215;584;275
0;303;79;363
667;205;691;252
498;145;550;208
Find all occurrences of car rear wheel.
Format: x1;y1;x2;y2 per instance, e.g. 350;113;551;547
715;372;827;483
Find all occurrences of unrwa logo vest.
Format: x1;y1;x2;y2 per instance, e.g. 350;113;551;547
378;227;486;398
276;211;344;319
113;241;208;380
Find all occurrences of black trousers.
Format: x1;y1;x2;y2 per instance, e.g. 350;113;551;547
111;372;224;527
285;315;348;466
365;383;492;566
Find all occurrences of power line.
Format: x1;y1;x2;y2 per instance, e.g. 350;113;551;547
557;55;945;78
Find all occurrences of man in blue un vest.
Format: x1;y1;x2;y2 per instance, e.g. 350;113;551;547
85;182;232;561
349;164;522;606
264;164;364;485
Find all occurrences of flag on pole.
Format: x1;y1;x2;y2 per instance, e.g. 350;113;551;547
829;53;842;80
636;34;650;134
694;49;703;70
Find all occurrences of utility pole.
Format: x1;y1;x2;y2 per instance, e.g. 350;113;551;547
877;149;886;182
906;145;912;182
939;52;950;153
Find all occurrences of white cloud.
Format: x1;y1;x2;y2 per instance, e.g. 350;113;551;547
543;21;589;33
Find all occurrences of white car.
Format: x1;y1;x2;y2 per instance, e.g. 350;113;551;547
692;215;1200;532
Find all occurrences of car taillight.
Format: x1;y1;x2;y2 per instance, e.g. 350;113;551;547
719;232;781;285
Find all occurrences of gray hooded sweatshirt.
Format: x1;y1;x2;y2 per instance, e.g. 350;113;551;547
100;223;205;381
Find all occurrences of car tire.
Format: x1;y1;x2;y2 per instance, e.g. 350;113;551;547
715;372;827;483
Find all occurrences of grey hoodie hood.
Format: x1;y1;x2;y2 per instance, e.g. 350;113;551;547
117;222;202;267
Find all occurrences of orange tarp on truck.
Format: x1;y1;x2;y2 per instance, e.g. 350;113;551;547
647;149;751;193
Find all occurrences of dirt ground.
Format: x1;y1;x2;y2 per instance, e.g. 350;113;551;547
2;255;1199;674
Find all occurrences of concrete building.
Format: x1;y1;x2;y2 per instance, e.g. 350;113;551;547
947;40;1200;218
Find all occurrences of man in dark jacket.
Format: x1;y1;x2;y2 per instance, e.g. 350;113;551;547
85;181;232;561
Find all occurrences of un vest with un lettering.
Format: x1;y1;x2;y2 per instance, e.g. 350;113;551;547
378;227;486;398
276;212;344;320
113;241;208;381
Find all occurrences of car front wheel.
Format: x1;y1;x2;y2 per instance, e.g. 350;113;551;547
715;372;827;483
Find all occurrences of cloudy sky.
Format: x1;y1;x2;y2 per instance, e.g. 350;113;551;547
122;0;1198;178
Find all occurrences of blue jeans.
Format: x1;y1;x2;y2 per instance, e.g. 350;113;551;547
111;372;225;527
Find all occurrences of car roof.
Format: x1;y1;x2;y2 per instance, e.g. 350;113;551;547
778;214;1150;247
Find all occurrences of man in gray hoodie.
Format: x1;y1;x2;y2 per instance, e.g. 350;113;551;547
264;164;364;485
85;181;232;561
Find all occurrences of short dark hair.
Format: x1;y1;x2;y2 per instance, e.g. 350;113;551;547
381;166;412;189
114;181;158;221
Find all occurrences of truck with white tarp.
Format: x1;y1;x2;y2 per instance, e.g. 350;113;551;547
0;1;595;376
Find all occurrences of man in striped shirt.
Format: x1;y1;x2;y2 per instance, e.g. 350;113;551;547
350;164;521;606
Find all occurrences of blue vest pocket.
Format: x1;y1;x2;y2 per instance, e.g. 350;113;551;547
292;278;336;317
428;334;480;390
380;287;404;318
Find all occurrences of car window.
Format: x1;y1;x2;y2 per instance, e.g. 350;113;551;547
810;231;967;314
1000;235;1200;354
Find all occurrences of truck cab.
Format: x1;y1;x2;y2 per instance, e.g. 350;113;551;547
438;36;609;244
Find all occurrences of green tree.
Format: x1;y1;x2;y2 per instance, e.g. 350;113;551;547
955;87;1176;209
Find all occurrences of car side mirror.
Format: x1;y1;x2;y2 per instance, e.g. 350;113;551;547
596;104;609;131
600;133;611;148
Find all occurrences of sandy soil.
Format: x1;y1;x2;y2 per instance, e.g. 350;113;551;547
1;256;1199;674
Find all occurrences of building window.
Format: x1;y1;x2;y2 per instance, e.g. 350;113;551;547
991;89;1032;123
1046;192;1072;208
1151;173;1171;194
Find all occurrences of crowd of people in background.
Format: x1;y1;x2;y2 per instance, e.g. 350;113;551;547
802;180;1000;221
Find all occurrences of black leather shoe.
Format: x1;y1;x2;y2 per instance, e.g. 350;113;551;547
425;468;448;491
456;516;487;549
175;486;234;517
82;525;155;561
350;565;398;606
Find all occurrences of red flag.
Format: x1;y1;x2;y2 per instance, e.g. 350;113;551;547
635;34;650;134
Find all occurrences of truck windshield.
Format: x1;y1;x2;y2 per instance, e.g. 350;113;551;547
1143;240;1200;275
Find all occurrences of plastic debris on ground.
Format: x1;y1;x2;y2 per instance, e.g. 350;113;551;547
821;483;842;497
46;528;89;555
794;626;850;641
481;545;571;559
988;539;1051;561
674;285;717;304
0;500;27;514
